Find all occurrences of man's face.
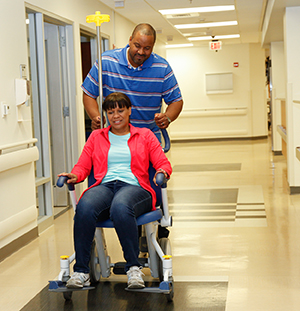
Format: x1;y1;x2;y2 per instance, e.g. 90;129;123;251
128;31;155;67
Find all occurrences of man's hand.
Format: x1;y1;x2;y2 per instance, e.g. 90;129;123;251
91;116;101;131
154;100;183;129
154;113;170;129
91;115;107;131
83;93;106;131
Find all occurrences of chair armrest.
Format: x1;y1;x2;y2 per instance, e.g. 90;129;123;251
155;172;168;187
56;176;75;191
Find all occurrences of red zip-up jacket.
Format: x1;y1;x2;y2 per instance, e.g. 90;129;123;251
71;124;172;210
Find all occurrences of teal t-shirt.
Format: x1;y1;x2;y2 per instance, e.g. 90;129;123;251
101;131;139;186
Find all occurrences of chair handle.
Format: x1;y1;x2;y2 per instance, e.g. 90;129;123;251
56;175;75;191
161;129;170;153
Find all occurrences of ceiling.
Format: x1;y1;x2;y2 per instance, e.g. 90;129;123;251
99;0;300;47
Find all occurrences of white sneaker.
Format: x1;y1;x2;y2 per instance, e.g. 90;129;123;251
127;266;145;289
66;272;90;288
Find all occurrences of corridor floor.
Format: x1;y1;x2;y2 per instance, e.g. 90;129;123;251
2;136;300;310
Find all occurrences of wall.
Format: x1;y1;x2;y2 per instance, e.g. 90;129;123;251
0;0;267;257
0;0;169;258
166;43;267;140
249;43;268;137
284;7;300;189
270;41;285;153
0;0;38;253
0;0;137;256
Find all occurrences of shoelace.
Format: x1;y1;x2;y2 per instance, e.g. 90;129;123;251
128;267;145;278
72;272;88;281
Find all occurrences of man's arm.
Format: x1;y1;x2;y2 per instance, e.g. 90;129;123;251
83;93;101;130
154;100;183;129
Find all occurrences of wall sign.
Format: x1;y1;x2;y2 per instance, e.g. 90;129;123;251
209;41;222;51
205;72;233;94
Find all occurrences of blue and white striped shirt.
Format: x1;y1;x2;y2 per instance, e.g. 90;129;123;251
81;45;182;141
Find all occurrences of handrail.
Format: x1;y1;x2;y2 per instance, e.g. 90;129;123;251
182;107;247;112
293;100;300;104
0;138;37;154
296;147;300;162
0;146;39;173
277;125;287;143
179;107;247;118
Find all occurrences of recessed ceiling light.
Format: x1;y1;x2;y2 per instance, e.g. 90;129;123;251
188;34;240;41
166;43;194;48
159;5;235;15
175;21;238;29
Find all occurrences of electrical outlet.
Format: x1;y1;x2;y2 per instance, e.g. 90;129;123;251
1;102;10;118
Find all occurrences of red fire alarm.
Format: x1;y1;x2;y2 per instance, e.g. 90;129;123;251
233;62;239;67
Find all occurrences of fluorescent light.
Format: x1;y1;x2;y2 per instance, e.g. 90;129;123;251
159;5;235;15
188;34;240;41
166;43;194;48
175;21;238;29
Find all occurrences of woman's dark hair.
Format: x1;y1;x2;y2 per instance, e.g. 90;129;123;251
102;92;132;111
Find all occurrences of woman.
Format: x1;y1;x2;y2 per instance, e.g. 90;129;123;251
59;92;172;289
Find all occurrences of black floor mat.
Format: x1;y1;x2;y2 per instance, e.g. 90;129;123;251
21;281;228;311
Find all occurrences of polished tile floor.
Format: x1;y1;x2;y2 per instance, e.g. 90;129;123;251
2;135;300;310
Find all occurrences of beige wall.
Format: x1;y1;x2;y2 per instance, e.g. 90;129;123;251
166;43;267;140
0;0;137;253
0;0;267;255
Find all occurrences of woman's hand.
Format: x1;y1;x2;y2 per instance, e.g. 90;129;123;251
57;172;78;184
153;169;169;186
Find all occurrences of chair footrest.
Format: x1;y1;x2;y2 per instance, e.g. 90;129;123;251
113;258;148;274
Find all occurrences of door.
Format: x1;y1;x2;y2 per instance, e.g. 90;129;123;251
44;22;69;208
27;12;77;224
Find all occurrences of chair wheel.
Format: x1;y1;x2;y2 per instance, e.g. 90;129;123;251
165;277;174;302
89;240;101;283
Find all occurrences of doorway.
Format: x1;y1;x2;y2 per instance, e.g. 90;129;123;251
80;31;109;140
27;10;77;229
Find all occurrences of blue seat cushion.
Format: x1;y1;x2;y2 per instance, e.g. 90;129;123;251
96;208;163;228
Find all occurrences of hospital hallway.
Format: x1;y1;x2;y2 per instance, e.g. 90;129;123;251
2;134;300;311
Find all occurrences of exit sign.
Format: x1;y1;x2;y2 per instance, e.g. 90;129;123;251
209;41;222;51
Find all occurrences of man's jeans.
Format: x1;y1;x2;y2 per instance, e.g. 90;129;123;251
73;180;152;273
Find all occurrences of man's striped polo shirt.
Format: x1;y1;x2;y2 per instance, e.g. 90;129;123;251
81;44;182;140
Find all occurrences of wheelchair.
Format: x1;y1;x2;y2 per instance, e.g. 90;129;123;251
48;129;174;302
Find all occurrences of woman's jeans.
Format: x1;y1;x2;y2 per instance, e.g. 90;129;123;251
73;180;152;273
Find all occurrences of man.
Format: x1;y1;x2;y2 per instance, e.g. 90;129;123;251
81;23;183;142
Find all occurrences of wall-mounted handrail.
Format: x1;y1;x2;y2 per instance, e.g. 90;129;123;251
0;146;39;173
0;138;37;155
179;107;247;118
296;147;300;162
277;125;287;143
